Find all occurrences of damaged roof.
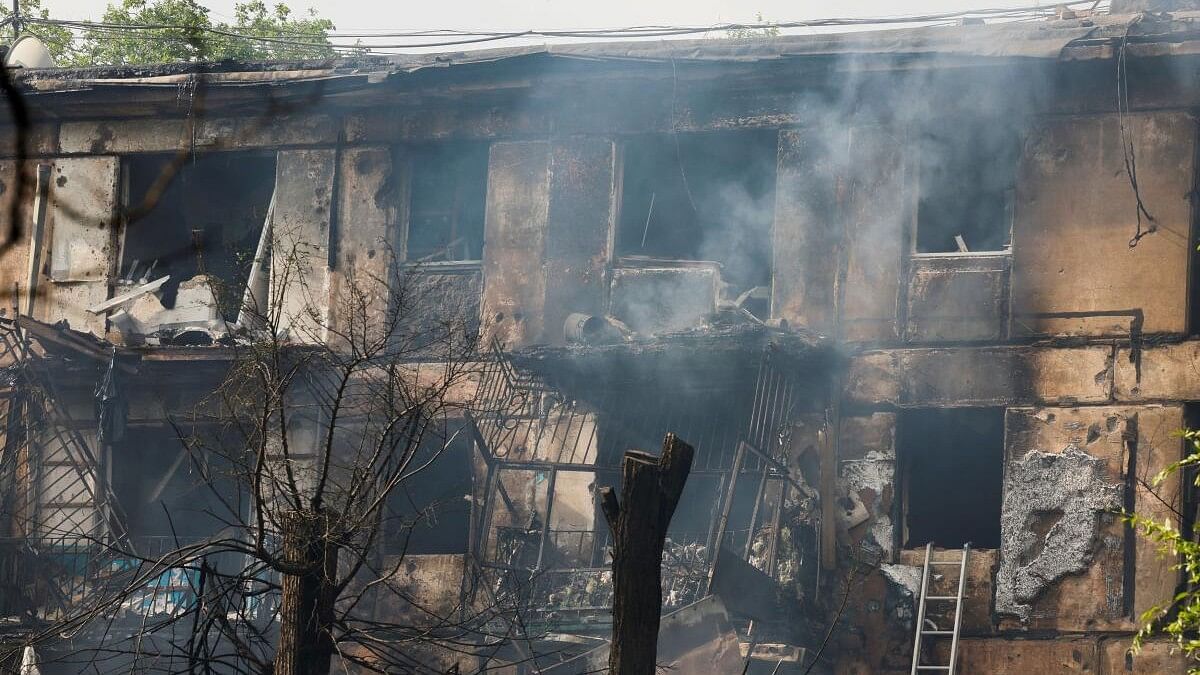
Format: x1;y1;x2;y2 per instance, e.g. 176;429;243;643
14;10;1200;94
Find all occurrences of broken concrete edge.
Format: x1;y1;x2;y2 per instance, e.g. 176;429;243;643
510;319;834;381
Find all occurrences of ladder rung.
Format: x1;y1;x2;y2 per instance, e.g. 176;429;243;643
925;596;959;601
921;630;954;635
917;668;952;671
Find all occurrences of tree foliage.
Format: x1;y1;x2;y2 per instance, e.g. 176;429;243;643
4;0;336;67
1126;428;1200;672
0;0;74;60
725;12;781;39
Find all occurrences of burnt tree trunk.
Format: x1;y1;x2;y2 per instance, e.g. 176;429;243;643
274;510;339;675
600;434;694;675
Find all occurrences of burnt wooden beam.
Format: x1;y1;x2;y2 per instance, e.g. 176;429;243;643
601;434;694;675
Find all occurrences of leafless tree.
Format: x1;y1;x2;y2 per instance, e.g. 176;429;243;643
0;226;526;674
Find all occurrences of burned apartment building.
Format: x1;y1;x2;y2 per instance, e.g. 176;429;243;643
0;1;1199;673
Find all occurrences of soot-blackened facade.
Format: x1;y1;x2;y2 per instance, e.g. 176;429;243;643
0;5;1199;673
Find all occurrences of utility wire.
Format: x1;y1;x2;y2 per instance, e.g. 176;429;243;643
19;1;1107;54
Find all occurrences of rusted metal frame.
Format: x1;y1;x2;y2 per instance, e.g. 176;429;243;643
482;458;607;472
739;439;807;495
701;470;726;557
820;403;839;571
474;463;500;561
0;389;26;537
771;366;795;456
746;355;768;467
33;381;132;546
477;559;611;575
706;440;749;594
743;452;772;561
590;483;610;567
534;466;557;570
527;385;562;461
463;410;496;466
567;400;594;464
463;434;486;621
760;364;786;471
766;478;787;577
467;554;537;665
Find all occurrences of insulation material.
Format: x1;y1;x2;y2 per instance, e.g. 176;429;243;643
993;439;1123;624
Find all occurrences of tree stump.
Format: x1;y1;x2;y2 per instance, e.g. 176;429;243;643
600;433;695;675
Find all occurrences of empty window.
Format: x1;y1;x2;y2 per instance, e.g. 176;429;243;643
121;152;275;322
111;426;241;541
898;408;1003;549
405;142;489;263
915;119;1020;253
616;131;777;291
385;432;472;555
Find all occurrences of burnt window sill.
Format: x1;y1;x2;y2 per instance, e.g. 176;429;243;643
613;256;722;270
909;249;1011;260
400;260;482;274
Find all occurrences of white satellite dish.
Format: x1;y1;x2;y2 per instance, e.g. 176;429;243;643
5;35;54;69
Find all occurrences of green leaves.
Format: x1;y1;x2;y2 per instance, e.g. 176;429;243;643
0;0;75;63
1124;429;1200;672
13;0;337;67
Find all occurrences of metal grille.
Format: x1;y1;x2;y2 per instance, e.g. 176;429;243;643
467;338;807;625
0;318;137;620
0;319;130;545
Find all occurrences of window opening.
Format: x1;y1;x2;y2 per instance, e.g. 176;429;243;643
616;130;777;295
898;408;1004;548
121;152;276;322
406;142;489;262
110;426;238;542
915;119;1020;254
386;432;473;555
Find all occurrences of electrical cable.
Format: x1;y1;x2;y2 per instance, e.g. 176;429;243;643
17;1;1108;55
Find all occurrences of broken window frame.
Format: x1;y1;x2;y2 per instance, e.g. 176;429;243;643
399;141;490;266
611;130;777;308
909;120;1020;257
115;150;278;326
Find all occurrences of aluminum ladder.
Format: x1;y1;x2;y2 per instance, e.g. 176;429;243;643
910;542;970;674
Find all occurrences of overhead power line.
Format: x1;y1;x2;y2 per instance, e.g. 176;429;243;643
21;1;1108;54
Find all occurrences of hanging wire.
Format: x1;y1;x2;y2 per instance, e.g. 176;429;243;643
1117;16;1157;248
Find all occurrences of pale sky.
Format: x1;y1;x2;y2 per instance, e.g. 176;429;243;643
38;0;1085;52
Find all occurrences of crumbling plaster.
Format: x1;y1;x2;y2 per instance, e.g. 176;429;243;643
994;445;1122;622
839;413;896;558
997;406;1183;632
